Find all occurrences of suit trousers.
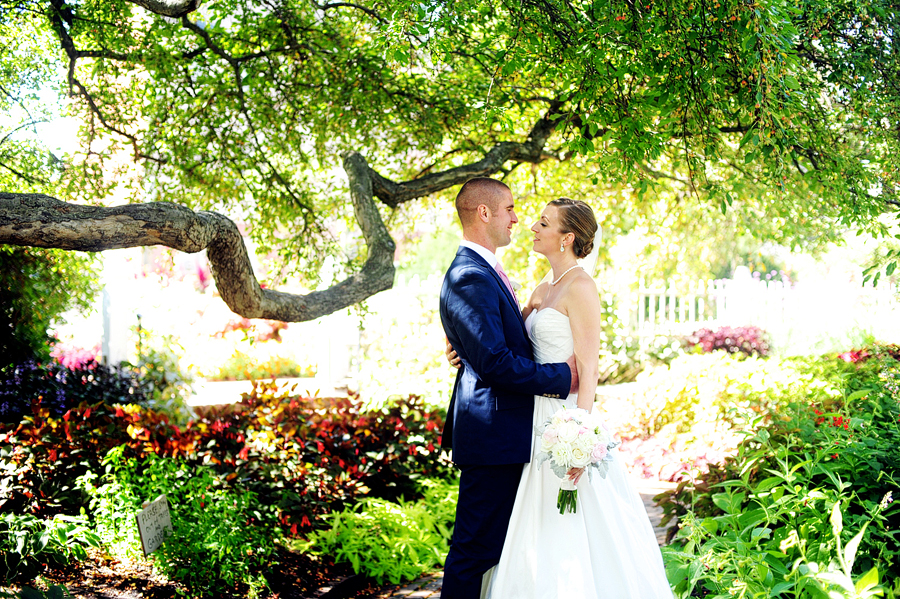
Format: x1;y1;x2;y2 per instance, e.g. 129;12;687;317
441;462;525;599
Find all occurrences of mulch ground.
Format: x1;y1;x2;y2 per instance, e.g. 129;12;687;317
6;480;672;599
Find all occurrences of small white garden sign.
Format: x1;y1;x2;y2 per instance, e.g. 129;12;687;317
135;495;173;556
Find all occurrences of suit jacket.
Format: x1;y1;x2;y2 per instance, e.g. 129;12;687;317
439;246;571;465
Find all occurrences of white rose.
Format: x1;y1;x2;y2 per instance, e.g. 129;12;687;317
558;421;579;444
575;432;596;453
570;446;590;468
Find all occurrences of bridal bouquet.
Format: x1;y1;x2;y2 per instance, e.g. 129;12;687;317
535;407;619;514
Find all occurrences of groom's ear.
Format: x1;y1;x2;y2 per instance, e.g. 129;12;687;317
477;204;491;222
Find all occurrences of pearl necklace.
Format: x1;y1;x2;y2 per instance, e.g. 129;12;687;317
550;264;581;286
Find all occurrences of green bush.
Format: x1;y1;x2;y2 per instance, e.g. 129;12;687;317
306;478;458;584
659;345;900;595
206;350;315;381
0;585;74;599
124;327;195;425
78;446;277;597
0;247;99;368
606;352;832;480
0;513;100;585
597;294;683;385
664;486;897;598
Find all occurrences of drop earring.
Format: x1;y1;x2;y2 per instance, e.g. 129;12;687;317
560;243;565;253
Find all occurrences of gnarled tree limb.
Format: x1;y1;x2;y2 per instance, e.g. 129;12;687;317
0;152;395;322
370;101;567;207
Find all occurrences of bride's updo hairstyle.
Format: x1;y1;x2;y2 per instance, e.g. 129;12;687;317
549;198;598;259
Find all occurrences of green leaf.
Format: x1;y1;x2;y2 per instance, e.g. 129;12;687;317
830;501;843;536
844;523;868;572
847;389;875;402
855;566;880;594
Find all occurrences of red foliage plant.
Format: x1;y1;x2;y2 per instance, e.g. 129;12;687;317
1;381;451;536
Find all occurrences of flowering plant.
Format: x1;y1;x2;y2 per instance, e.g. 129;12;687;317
534;407;619;514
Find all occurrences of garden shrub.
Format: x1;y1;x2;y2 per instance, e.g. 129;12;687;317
0;404;178;518
0;359;146;424
658;345;900;593
78;447;276;597
597;294;683;385
306;478;459;584
206;351;315;381
1;370;450;587
605;352;830;480
1;378;449;548
0;513;100;585
187;383;453;534
685;324;771;357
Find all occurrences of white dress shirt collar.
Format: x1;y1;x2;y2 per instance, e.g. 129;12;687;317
459;240;498;269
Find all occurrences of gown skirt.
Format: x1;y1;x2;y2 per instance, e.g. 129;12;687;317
486;308;674;599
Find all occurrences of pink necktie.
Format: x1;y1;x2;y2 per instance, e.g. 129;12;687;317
495;262;519;306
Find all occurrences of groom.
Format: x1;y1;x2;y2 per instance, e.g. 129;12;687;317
439;177;577;599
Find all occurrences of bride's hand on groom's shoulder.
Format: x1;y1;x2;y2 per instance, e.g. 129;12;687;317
445;340;461;369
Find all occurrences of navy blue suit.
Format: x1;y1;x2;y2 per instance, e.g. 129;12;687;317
439;246;571;599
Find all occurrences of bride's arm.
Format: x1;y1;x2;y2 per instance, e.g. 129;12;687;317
566;276;602;411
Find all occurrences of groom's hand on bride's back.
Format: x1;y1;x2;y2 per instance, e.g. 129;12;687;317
445;339;462;369
566;354;579;393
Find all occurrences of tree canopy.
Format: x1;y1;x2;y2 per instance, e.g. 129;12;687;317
0;0;897;320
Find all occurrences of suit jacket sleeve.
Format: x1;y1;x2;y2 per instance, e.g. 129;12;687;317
446;265;571;398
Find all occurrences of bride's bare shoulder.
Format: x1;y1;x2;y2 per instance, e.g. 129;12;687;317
563;272;600;310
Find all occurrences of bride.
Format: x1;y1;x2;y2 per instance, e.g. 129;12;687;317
474;198;673;598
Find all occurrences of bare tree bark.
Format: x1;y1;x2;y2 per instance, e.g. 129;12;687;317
0;152;395;322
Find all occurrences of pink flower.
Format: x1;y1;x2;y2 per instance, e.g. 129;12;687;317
591;443;608;462
542;429;559;445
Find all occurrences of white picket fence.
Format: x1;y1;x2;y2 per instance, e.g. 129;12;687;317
626;269;900;348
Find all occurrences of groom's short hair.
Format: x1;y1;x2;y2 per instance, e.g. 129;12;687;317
455;178;511;226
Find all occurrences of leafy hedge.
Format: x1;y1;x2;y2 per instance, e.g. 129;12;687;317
659;345;900;596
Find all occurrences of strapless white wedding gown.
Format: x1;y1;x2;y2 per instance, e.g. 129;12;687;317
486;308;674;599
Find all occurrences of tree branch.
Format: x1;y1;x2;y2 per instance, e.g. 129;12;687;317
125;0;200;18
0;153;395;322
370;101;567;206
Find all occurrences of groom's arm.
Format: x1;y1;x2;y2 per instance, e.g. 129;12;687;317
446;268;571;398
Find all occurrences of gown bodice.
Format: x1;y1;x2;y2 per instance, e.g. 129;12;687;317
524;308;574;365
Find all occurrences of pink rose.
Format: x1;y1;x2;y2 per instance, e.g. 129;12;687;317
591;443;608;462
542;429;559;445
